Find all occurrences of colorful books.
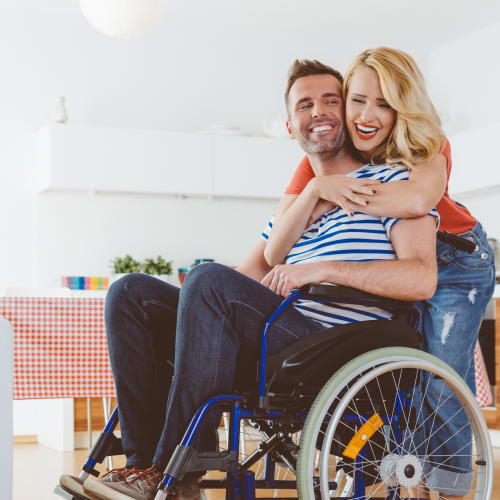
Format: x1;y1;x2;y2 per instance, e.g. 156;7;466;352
61;276;109;290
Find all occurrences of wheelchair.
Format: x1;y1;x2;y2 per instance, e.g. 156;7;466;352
55;283;493;500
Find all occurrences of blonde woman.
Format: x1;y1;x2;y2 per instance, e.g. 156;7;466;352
263;49;495;498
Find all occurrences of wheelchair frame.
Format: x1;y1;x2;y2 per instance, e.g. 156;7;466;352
55;285;488;500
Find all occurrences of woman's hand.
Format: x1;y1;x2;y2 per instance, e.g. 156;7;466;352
261;263;324;297
312;175;380;216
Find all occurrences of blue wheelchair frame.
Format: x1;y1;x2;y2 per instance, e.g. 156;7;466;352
67;286;421;500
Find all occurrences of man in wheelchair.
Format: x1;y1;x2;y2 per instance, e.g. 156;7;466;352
59;61;487;500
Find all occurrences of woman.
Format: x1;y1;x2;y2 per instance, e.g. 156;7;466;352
264;48;495;498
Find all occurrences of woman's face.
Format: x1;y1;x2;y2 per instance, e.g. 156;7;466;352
345;66;396;159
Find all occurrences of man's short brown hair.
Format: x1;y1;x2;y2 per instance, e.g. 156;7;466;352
285;59;343;110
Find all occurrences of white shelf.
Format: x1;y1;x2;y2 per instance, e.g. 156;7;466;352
36;125;212;196
212;135;304;198
35;125;305;200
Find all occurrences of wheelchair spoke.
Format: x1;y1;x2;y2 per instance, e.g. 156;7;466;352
332;414;395;459
389;369;417;456
349;385;388;462
405;367;432;452
423;376;447;460
403;366;424;455
413;405;467;454
374;372;403;453
420;437;476;475
371;370;405;452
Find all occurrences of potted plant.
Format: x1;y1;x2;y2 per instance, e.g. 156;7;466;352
141;256;173;281
110;255;173;283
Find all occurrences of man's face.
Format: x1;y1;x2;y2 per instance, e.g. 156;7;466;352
286;74;346;155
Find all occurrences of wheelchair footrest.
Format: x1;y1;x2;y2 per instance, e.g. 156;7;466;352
164;445;238;481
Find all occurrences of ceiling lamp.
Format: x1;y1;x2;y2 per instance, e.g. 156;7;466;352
79;0;167;38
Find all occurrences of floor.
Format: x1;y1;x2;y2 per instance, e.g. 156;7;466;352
13;442;500;500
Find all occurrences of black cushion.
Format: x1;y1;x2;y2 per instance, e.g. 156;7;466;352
267;319;420;390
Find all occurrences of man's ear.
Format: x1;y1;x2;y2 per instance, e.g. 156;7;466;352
286;121;295;140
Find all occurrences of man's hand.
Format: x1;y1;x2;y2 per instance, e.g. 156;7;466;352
311;175;380;216
261;263;324;297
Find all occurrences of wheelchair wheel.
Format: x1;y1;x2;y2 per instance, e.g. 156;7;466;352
297;347;493;500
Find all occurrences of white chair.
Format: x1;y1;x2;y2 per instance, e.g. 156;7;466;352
0;317;13;500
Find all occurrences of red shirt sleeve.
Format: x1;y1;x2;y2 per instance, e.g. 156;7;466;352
284;155;315;194
440;137;452;181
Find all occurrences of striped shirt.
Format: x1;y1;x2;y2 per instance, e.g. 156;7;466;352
262;164;439;328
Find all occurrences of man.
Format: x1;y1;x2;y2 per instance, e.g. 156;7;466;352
59;60;437;500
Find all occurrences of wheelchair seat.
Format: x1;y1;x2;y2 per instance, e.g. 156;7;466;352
267;318;420;389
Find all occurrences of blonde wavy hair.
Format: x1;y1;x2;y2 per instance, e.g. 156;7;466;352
343;47;444;171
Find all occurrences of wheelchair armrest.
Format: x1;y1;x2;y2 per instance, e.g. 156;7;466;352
298;283;416;311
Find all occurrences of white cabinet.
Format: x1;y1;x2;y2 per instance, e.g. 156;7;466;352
212;136;304;198
35;125;305;199
36;125;212;196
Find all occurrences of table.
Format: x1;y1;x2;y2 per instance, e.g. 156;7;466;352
0;297;115;400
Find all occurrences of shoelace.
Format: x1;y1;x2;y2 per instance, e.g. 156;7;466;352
126;465;162;486
100;466;138;481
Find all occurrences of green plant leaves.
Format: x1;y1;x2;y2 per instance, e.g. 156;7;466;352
110;255;172;276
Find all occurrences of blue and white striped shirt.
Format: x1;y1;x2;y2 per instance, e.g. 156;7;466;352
262;164;439;328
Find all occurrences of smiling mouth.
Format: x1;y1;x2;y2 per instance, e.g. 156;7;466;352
310;124;335;133
355;123;379;140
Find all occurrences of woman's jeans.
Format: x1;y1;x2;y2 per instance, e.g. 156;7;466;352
105;263;323;470
416;222;496;495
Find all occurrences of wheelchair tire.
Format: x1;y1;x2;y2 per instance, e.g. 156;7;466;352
296;347;493;500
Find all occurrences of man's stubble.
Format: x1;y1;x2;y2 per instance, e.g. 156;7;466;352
292;117;347;161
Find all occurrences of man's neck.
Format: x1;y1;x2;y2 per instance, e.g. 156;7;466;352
308;148;363;177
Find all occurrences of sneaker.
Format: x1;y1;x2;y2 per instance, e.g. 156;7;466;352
59;473;101;499
99;466;140;485
83;465;162;500
170;475;206;500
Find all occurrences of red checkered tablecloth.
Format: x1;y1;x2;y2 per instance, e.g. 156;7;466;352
474;340;493;408
0;297;115;399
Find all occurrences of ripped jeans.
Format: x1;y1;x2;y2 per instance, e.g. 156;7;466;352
416;222;495;495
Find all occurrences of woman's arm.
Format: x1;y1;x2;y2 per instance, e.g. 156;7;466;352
264;184;320;267
352;154;447;218
264;176;379;266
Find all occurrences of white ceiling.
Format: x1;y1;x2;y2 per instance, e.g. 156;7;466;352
2;0;500;134
19;0;500;51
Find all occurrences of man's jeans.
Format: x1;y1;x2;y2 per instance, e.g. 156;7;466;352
105;263;324;469
415;222;496;495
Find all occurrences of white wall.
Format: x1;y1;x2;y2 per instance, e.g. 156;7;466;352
35;192;277;287
429;20;500;135
428;21;500;241
453;191;500;242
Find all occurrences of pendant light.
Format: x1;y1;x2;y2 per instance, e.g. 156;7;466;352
79;0;167;38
